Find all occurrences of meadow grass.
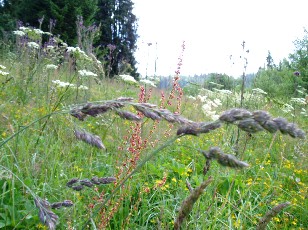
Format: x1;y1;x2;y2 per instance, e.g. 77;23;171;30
0;31;307;230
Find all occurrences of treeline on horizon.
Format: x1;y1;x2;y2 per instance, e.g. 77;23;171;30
0;0;139;77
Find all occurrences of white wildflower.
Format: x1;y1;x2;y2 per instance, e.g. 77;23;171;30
43;32;52;36
119;74;137;83
33;29;44;34
19;26;28;31
213;98;222;106
66;47;90;60
66;46;77;52
13;30;26;36
46;64;58;70
78;69;98;77
52;80;75;88
213;88;232;95
61;42;68;47
202;103;212;111
187;95;196;100
300;108;308;117
140;79;156;87
211;114;220;120
0;64;6;70
27;42;40;49
197;95;207;102
290;97;306;105
282;103;294;113
252;88;267;95
0;70;9;76
209;82;223;88
46;45;54;49
77;85;89;90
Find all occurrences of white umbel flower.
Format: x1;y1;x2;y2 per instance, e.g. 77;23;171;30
78;69;98;77
119;74;137;83
27;42;40;49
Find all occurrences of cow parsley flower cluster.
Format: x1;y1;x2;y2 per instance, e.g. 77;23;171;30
290;97;306;105
202;98;222;121
140;79;156;87
13;30;26;36
66;47;91;60
46;64;58;70
281;103;294;115
0;64;9;76
213;88;232;95
27;42;40;49
52;80;88;90
119;74;137;83
78;69;98;77
52;80;75;88
252;88;268;95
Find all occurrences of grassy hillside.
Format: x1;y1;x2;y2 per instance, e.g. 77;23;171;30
0;27;307;230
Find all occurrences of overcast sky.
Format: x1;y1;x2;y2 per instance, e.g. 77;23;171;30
132;0;308;78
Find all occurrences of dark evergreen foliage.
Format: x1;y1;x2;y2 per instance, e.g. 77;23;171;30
95;0;139;78
0;0;139;78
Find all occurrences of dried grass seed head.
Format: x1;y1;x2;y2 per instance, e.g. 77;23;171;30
219;108;252;123
253;110;271;124
238;118;264;133
115;110;141;121
261;120;279;133
74;129;106;150
273;117;289;134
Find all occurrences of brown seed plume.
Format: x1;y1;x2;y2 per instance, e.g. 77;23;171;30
74;129;105;149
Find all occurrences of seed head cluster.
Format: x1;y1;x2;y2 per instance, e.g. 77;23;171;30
201;147;249;168
219;108;306;138
74;129;105;149
34;198;59;230
66;176;116;191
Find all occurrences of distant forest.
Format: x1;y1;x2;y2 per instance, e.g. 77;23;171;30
0;0;139;77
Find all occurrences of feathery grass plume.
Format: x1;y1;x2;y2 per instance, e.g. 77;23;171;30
67;177;116;191
238;118;264;133
219;109;306;138
272;117;289;134
253;110;271;124
261;120;279;133
74;129;105;149
34;198;59;230
174;177;213;230
80;179;93;187
201;147;249;168
155;109;193;124
115;110;141;121
70;97;133;120
256;202;291;230
72;185;84;191
70;108;87;121
50;200;74;209
62;200;74;207
219;108;252;123
133;104;162;120
66;178;79;187
97;176;116;184
177;121;221;136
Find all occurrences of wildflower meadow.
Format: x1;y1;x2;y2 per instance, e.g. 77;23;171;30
0;23;307;230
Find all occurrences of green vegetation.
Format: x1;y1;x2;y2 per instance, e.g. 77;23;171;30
0;3;308;229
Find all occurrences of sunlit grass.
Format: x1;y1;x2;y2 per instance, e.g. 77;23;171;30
0;34;307;229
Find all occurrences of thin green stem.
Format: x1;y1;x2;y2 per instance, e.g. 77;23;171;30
83;134;182;228
0;111;67;148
